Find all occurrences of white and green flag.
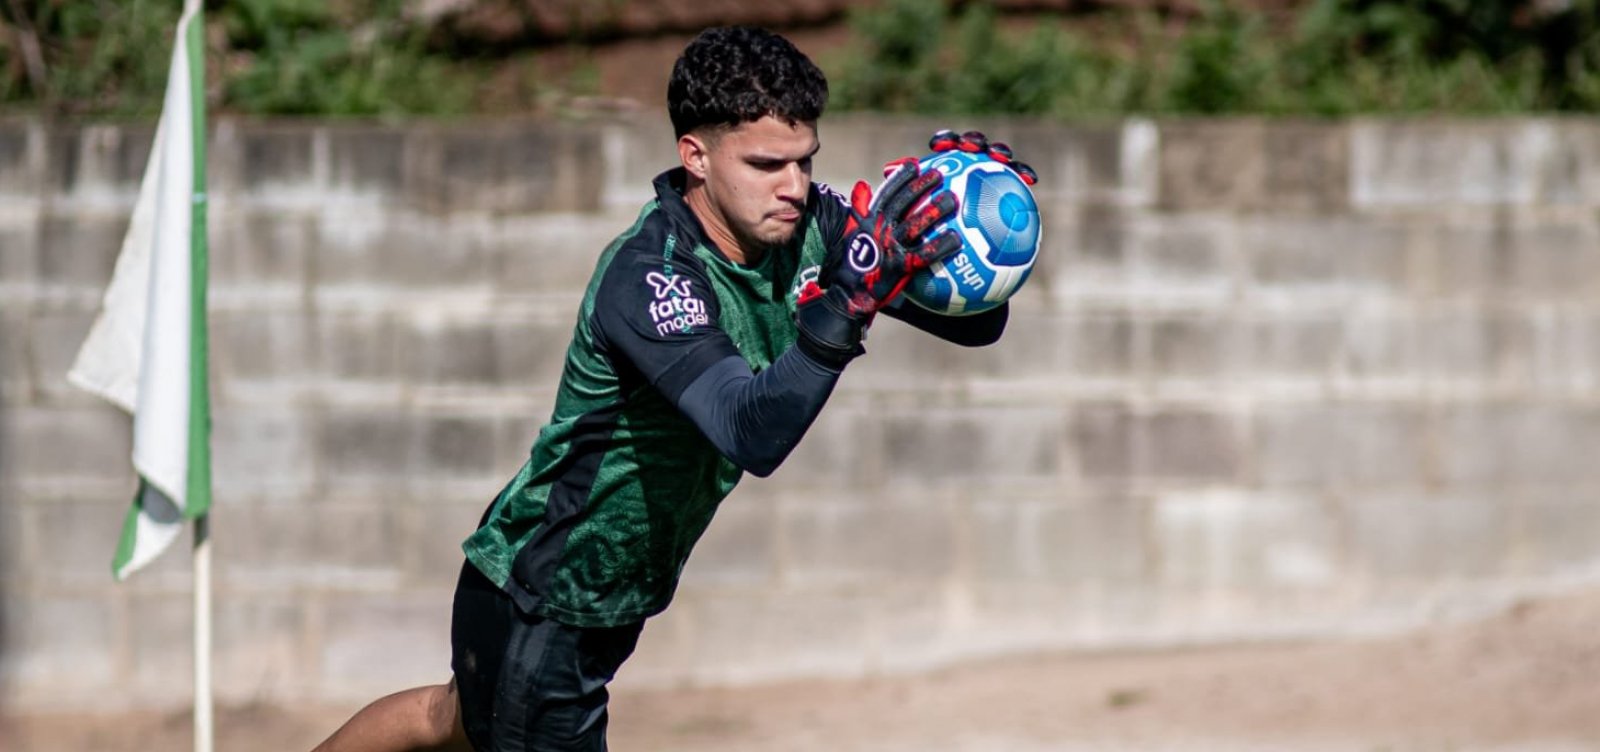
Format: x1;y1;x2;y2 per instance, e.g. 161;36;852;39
69;1;210;581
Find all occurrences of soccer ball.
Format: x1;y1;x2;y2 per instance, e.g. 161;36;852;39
902;150;1041;316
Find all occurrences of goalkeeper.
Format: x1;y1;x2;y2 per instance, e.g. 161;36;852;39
314;25;1037;752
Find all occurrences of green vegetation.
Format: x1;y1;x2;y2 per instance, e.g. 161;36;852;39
0;0;496;116
2;0;1597;117
829;0;1600;116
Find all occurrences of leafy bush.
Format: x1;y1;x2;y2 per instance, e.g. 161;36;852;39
826;0;1600;115
3;0;1597;116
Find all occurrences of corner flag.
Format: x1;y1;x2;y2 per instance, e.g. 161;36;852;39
68;0;210;581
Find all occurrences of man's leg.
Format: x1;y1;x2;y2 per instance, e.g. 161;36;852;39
311;679;470;752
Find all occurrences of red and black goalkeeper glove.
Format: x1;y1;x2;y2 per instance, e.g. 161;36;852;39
929;128;1040;186
795;158;963;367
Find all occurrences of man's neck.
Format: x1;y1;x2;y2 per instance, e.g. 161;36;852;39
682;184;760;266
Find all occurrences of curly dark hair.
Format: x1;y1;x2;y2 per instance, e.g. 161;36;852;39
668;26;829;139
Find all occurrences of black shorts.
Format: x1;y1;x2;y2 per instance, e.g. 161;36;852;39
450;561;644;752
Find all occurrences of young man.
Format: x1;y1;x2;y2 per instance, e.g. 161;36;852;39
314;26;1035;752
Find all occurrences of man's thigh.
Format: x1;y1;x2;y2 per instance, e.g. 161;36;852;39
450;562;643;752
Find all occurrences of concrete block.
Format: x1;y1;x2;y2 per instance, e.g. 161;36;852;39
1142;409;1244;482
325;125;406;197
36;211;127;289
1158;120;1266;211
1255;403;1429;490
599;119;678;210
30;500;134;584
1154;491;1340;588
971;496;1146;584
1146;313;1242;381
1341;308;1423;382
1351;120;1545;207
780;498;958;584
1242;215;1414;296
211;210;314;292
212;407;317;496
489;212;622;295
26;308;97;401
1001;121;1132;205
44;124;152;203
211;309;316;384
1049;204;1139;296
1533;310;1600;392
1248;312;1342;380
486;316;576;387
878;405;1066;485
863;583;964;673
237;124;318;199
1070;401;1137;482
1435;404;1600;488
0;405;132;483
1346;493;1508;578
0;119;41;197
402;499;483;589
398;317;495;385
213;593;310;702
0;217;39;285
841;312;985;392
0;500;28;577
1260;122;1350;212
129;592;193;693
1427;218;1600;300
678;588;874;683
414;415;502;479
313;212;492;290
315;310;401;382
219;502;404;581
978;311;1137;382
319;591;453;695
0;308;31;395
1417;309;1536;386
1514;492;1600;574
1534;119;1600;204
678;497;778;586
0;593;117;686
410;125;604;214
1132;214;1237;297
315;409;417;480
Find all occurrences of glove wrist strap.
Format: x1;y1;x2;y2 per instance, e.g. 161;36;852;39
794;289;866;369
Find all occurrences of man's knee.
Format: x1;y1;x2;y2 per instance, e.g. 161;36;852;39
422;680;465;746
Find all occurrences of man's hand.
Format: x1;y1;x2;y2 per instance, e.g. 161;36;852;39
794;158;962;366
929;128;1039;186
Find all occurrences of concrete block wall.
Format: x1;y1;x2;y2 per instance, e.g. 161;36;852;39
1;114;1598;711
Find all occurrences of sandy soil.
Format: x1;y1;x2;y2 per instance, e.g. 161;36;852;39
6;588;1600;751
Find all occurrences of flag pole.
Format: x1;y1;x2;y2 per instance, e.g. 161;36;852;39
194;513;213;752
181;0;211;750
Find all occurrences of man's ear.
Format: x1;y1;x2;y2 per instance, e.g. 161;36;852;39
678;133;711;179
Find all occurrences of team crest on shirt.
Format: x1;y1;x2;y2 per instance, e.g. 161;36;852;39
790;264;821;302
645;270;709;335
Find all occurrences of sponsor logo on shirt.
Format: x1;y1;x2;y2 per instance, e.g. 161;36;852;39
791;264;821;302
646;270;709;335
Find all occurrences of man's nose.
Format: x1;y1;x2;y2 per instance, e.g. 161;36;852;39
779;162;808;200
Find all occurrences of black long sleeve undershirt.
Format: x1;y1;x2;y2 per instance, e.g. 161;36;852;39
674;349;841;478
672;302;1007;477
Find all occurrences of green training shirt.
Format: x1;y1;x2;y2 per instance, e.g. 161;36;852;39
462;168;852;627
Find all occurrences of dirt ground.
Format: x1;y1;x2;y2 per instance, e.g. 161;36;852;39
6;588;1600;752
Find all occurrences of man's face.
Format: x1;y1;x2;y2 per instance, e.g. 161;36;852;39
686;116;819;256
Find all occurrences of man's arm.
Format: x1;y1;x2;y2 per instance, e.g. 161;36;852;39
671;348;842;477
593;242;846;478
879;297;1008;347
